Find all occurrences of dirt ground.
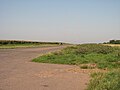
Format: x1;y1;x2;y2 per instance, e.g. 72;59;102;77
0;46;90;90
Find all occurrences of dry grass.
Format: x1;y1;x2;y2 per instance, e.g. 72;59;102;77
103;44;120;47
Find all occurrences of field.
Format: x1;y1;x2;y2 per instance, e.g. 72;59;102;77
33;44;120;69
0;44;61;49
103;44;120;47
0;40;65;49
1;40;119;89
87;69;120;90
33;44;120;90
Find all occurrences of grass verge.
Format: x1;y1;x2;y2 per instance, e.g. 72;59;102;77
33;44;120;69
0;44;60;49
32;44;120;90
87;69;120;90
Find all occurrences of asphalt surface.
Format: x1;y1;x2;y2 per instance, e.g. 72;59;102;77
0;46;89;90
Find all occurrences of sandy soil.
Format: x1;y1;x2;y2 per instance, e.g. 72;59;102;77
0;46;90;90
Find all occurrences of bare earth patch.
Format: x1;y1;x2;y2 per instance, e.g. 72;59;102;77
0;46;90;90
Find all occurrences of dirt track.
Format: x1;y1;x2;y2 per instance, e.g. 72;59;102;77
0;46;89;90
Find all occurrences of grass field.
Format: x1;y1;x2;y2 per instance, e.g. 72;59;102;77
0;44;60;49
32;44;120;90
103;44;120;47
87;69;120;90
33;44;120;69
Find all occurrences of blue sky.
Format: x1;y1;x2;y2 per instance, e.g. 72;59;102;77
0;0;120;43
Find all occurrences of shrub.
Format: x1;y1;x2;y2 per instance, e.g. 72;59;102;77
75;44;114;54
75;47;88;54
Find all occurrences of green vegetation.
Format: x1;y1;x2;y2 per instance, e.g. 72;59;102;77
104;40;120;44
32;44;120;90
87;69;120;90
0;40;65;45
0;40;65;49
0;44;59;49
33;44;120;69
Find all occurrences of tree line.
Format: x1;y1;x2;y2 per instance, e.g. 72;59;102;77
104;40;120;44
0;40;65;45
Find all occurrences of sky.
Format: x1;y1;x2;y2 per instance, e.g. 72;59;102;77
0;0;120;44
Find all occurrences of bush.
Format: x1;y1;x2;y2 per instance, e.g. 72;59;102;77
75;44;114;54
75;47;88;54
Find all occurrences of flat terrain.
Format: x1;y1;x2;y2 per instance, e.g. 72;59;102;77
0;46;89;90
